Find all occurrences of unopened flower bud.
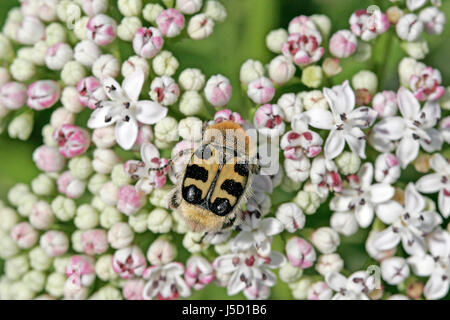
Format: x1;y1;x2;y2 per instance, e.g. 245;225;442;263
265;28;288;54
315;253;344;276
0;82;27;110
0;207;19;232
381;257;409;285
149;76;180;106
352;70;378;94
401;39;429;60
10;58;35;82
45;43;73;70
117;185;145;215
75;204;99;230
276;203;305;233
45;23;66;46
142;4;164;23
5;254;29;280
286;237;316;268
87;14;117;46
396;14;423;42
17;16;45;45
177;0;202;14
95;254;117;281
335;151;361;175
117;17;142;41
10;222;38;249
93;149;121;174
61;61;86;86
100;206;123;228
108;222;134;249
40;230;69;257
33;145;66;173
179;91;204;115
118;0;142;17
99;182;119;206
148;208;173;233
279;262;303;283
329;30;357;58
74;40;101;67
52;196;76;222
92;54;120;79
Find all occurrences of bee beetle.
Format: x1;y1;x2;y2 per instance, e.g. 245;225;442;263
167;120;260;233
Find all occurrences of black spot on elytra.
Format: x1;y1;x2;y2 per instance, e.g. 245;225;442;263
221;179;244;198
210;198;232;216
185;164;208;182
234;163;249;177
194;145;212;160
182;185;203;204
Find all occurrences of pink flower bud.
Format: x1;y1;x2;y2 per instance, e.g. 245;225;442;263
76;76;106;110
350;9;389;41
45;43;74;71
112;245;147;279
17;16;45;45
117;185;145;215
40;230;69;257
80;229;108;255
247;77;276;104
132;125;154;151
329;30;357;58
0;82;27;110
214;109;244;125
86;14;117;46
10;222;38;249
27;80;60;111
410;66;445;101
54;124;91;158
372;90;398;118
286;236;316;268
33;145;66;173
132;27;164;59
204;74;232;108
254;104;285;137
123;279;146;300
185;256;215;290
282;32;325;67
30;201;55;230
288;15;317;35
149;76;180;106
156;9;185;38
65;255;96;287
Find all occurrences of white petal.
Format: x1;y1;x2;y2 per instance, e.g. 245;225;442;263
214;254;239;274
396;137;419;169
266;251;286;269
372;227;401;251
373;117;406;140
261;218;284;236
135;101;168;125
407;254;434;277
407;0;426;11
304;109;334;130
369;184;395;203
175;276;191;297
115;117;139;150
324;130;345;160
376;200;403;224
348;107;377;128
355;205;374;228
405;183;425;215
416;174;442;194
123;70;145;102
421;101;440;128
230;232;253;252
430;154;449;173
424;273;449;300
397;87;420;120
227;267;251;296
428;229;450;258
330;195;353;212
420;128;443;153
140;143;160;164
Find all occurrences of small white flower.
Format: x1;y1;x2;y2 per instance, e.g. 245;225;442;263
304;80;377;159
315;253;344;276
311;227;340;254
275;203;305;233
88;71;168;150
142;262;191;300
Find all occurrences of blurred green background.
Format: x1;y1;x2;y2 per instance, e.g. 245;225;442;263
0;0;449;299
